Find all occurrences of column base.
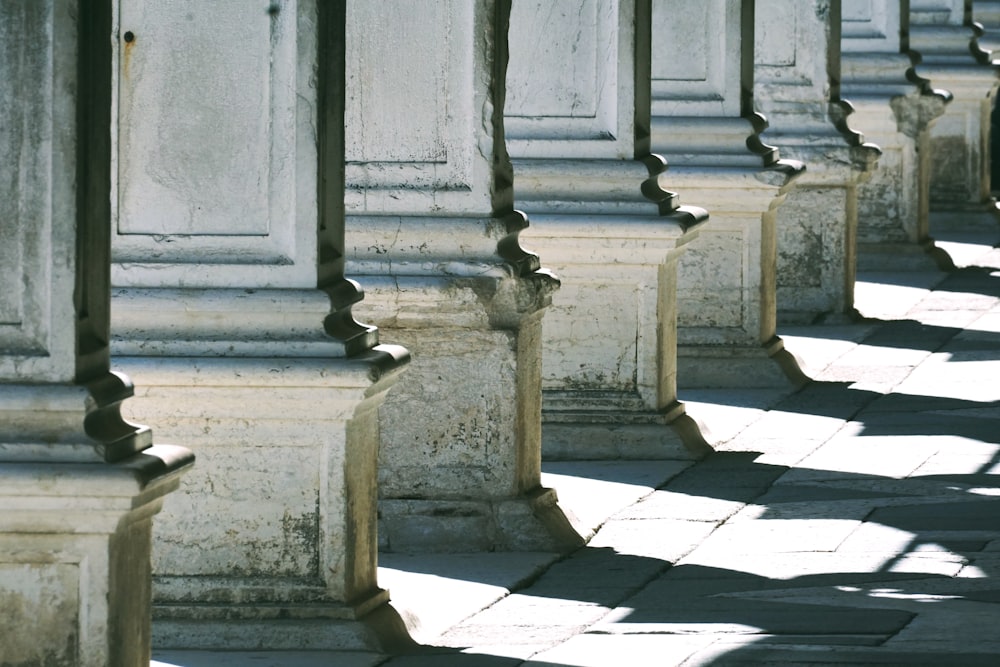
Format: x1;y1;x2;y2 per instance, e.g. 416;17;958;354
0;445;194;667
541;393;711;461
677;337;810;389
378;487;585;553
857;239;956;272
152;590;415;652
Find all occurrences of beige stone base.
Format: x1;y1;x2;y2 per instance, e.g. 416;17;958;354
152;591;415;652
677;338;810;389
378;488;585;553
0;445;193;667
541;393;711;461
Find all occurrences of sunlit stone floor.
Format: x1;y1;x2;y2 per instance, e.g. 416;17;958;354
156;222;1000;666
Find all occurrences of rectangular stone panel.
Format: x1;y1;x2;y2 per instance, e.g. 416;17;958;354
112;0;316;287
0;560;79;666
842;0;896;49
650;0;741;116
0;1;61;367
542;281;639;392
506;0;618;141
345;0;483;211
755;0;798;68
677;229;746;329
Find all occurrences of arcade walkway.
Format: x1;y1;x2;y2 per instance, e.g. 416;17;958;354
155;217;1000;665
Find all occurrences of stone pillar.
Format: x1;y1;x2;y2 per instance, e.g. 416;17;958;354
109;0;413;651
0;2;193;665
910;0;1000;215
755;0;881;324
344;1;583;552
649;0;807;388
841;0;953;270
503;1;711;461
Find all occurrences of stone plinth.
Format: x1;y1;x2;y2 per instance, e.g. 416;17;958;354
910;0;1000;212
504;0;711;461
1;2;193;664
109;1;414;650
649;0;807;388
755;0;881;324
0;446;192;667
117;350;411;651
345;1;582;553
841;0;954;270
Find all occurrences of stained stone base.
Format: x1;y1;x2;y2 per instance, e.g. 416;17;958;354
355;273;584;554
379;488;585;553
0;445;194;667
152;594;414;652
542;393;711;461
115;349;411;651
677;337;810;389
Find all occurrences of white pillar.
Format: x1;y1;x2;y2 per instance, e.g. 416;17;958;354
505;0;711;461
755;0;881;324
0;2;193;665
345;1;583;552
650;0;808;388
910;0;1000;215
842;0;954;270
109;0;413;651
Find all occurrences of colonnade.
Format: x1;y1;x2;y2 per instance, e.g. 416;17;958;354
2;0;998;662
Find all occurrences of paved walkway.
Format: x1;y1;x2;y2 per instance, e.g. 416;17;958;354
155;220;1000;666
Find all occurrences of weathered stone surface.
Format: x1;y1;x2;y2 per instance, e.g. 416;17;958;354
108;0;414;650
0;2;194;664
345;1;581;552
841;0;954;271
649;0;807;388
755;0;881;324
505;1;710;460
910;0;1000;212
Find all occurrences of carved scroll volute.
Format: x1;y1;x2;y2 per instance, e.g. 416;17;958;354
317;0;378;354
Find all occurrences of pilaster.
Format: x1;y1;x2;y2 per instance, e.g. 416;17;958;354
504;0;711;461
108;0;413;650
755;0;881;324
841;0;954;270
910;0;1000;214
344;1;583;552
0;2;193;665
650;0;808;388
